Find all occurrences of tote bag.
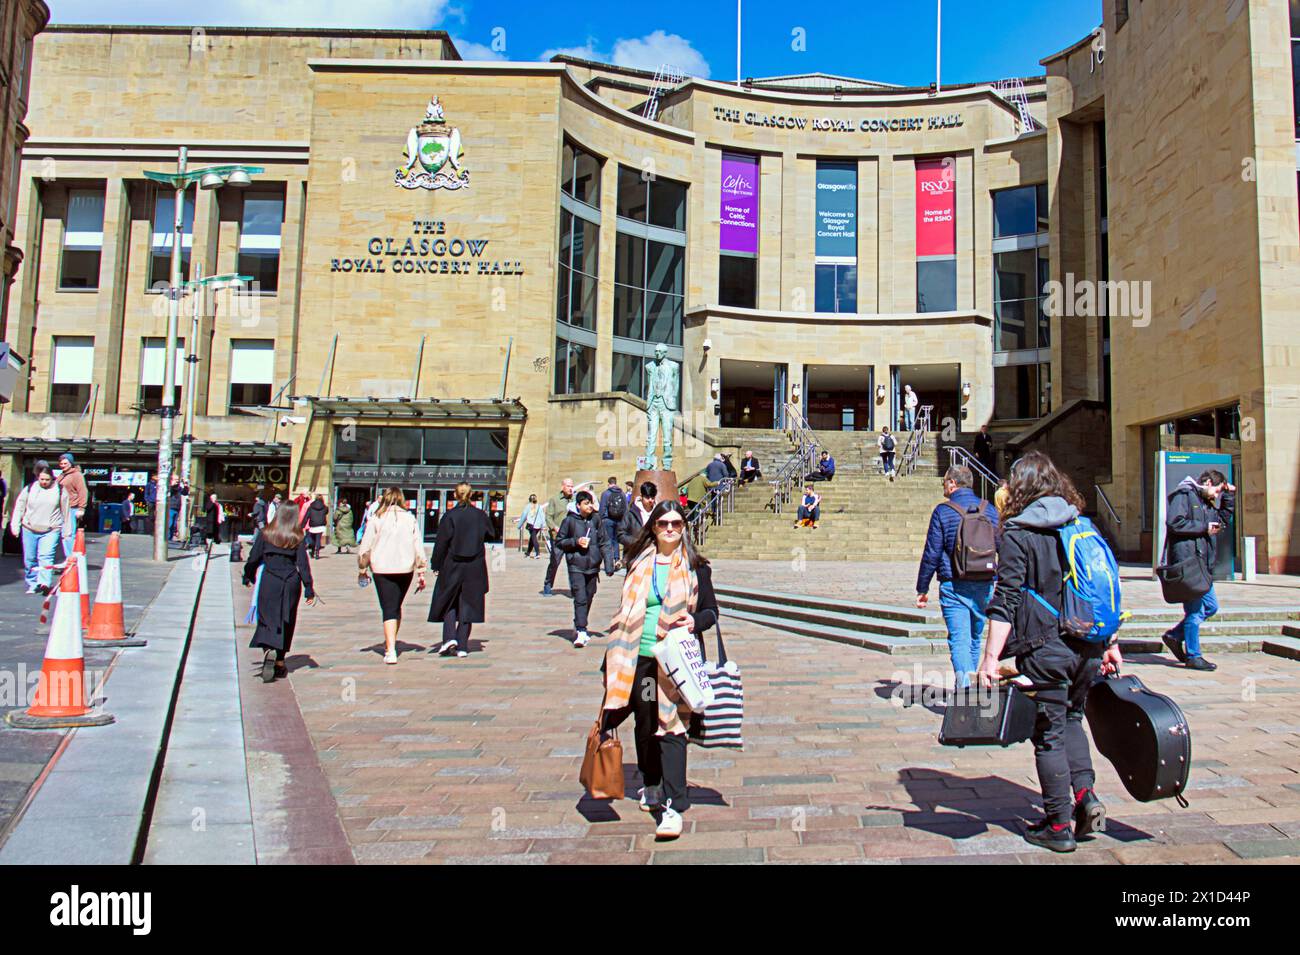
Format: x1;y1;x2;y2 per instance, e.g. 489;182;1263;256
1155;533;1212;604
652;626;715;712
689;620;744;750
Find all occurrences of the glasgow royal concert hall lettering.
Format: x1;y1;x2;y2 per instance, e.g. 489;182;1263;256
330;219;524;276
712;107;964;134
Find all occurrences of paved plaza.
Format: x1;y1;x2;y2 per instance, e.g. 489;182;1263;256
246;550;1300;865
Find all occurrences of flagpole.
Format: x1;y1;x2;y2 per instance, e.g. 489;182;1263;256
936;0;942;93
736;0;742;87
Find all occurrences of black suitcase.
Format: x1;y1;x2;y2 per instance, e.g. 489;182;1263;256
939;683;1044;747
1085;673;1191;805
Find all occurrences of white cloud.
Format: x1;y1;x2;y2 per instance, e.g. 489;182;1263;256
611;31;710;79
48;0;452;28
452;37;506;61
541;30;710;79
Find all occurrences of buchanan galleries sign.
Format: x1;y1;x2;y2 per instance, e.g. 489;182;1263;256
329;219;524;276
712;106;964;133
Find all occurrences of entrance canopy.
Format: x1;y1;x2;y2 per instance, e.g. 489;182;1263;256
301;396;527;421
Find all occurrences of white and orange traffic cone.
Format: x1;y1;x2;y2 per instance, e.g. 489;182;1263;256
73;529;91;632
86;532;146;647
7;560;114;729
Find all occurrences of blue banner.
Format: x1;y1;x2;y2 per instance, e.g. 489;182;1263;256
815;162;857;258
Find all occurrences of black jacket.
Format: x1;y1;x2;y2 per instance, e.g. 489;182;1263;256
1165;481;1234;573
302;500;329;530
167;482;188;509
557;512;604;575
985;496;1078;658
617;501;654;556
428;503;492;623
243;536;315;652
598;486;626;523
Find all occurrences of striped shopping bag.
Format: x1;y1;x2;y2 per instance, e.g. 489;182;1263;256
689;620;743;749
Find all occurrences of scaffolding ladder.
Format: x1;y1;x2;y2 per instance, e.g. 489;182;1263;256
643;63;686;122
993;77;1038;133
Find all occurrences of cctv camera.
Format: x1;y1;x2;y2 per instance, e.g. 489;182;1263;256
702;339;713;351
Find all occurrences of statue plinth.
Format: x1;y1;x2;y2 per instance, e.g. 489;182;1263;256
635;469;678;505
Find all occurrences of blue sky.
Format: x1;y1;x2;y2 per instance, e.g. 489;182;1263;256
48;0;1101;85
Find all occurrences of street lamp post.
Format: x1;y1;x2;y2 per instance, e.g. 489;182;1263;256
143;152;263;561
178;268;252;543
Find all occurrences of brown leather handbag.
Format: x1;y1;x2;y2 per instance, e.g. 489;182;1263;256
579;700;624;799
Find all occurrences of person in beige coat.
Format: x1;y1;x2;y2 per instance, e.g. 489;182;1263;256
357;487;427;664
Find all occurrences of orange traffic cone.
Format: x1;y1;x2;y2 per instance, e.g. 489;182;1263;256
7;560;114;729
87;532;145;647
73;529;91;632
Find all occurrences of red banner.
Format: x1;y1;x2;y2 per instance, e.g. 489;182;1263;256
915;158;956;257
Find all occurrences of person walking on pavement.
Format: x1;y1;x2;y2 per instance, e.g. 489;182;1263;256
597;476;627;577
243;503;317;683
252;493;270;539
332;498;355;554
10;465;70;595
618;482;659;567
1161;469;1236;672
977;450;1121;853
877;427;898;480
203;492;225;545
428;483;494;658
121;492;136;534
558;490;605;647
357;487;427;665
56;453;88;561
143;474;159;540
302;493;329;558
517;494;546;558
916;465;1001;689
167;474;189;542
541;477;576;596
601;499;719;840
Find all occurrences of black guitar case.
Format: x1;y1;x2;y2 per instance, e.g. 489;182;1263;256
938;682;1063;747
1085;673;1191;805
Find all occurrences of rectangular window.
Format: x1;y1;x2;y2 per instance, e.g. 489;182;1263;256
815;263;857;313
993;362;1051;420
561;141;602;208
50;336;94;413
719;255;757;308
613;230;683;345
149;190;195;290
611;352;646;399
380;428;423;466
139;337;186;411
993;184;1049;238
916;259;957;313
814;161;858;314
335;425;380;464
553;337;594;395
424;429;467;467
59;188;105;290
238;191;284;294
617;164;688;230
994;246;1050;348
229;339;275;409
467;429;508;467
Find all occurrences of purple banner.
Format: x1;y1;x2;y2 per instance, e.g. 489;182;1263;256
720;153;759;254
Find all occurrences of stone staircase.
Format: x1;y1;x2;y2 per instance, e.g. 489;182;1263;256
700;428;945;562
715;585;1300;659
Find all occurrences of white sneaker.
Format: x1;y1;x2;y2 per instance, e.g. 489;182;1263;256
639;785;662;812
573;631;590;648
456;650;468;658
438;639;458;656
655;800;683;839
383;649;398;665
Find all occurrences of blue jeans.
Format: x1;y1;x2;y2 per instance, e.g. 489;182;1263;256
168;508;180;539
60;508;79;561
939;579;994;688
22;528;60;590
904;407;917;431
601;518;620;574
1170;583;1218;658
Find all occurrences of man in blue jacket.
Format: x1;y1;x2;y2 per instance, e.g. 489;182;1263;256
915;466;1000;688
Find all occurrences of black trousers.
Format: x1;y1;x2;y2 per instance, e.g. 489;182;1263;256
1017;636;1105;824
571;570;598;631
373;571;413;622
604;656;690;811
525;526;541;557
442;604;473;652
738;469;761;484
544;532;564;587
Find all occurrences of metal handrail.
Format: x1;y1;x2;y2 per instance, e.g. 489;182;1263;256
765;401;821;514
1095;484;1121;527
686;476;735;548
945;445;1001;501
898;405;934;477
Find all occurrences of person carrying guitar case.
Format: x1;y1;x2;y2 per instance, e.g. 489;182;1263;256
977;451;1123;854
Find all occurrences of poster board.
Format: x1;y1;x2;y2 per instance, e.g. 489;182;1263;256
1153;451;1236;580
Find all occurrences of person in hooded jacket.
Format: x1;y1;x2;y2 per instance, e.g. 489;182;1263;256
302;493;329;558
1161;469;1235;672
428;483;493;657
977;451;1122;854
618;482;659;566
243;503;316;682
557;490;605;648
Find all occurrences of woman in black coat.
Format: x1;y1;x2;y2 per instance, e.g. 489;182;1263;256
243;503;316;682
301;493;330;558
427;482;493;657
203;492;224;544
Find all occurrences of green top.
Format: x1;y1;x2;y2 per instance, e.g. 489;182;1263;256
639;559;672;657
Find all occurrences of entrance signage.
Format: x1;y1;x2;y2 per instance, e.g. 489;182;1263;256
720;153;759;255
713;106;964;133
330;219;524;276
815;163;857;257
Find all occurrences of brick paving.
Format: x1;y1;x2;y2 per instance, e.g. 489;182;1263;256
275;549;1300;864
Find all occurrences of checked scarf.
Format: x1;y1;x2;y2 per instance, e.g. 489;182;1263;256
602;543;698;735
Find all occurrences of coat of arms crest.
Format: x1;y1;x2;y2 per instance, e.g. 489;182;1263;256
395;96;469;190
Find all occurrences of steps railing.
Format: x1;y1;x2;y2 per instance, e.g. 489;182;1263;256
945;445;1001;501
766;402;821;514
1093;483;1122;550
898;405;933;477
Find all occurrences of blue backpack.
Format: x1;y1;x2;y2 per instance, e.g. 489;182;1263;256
1028;516;1124;643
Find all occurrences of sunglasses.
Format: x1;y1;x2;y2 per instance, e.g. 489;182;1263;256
655;518;685;531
